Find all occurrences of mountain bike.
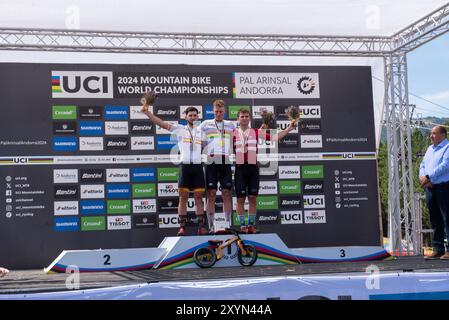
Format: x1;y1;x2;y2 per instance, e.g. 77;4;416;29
193;228;258;268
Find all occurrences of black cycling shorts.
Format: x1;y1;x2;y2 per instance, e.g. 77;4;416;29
205;164;233;190
234;164;260;197
178;164;205;192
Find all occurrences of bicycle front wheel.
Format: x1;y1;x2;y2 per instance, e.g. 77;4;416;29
193;247;217;268
237;244;258;266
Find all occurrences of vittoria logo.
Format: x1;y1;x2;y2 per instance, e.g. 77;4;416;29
80;185;105;199
52;71;113;98
54;201;79;216
131;136;155;150
300;135;323;148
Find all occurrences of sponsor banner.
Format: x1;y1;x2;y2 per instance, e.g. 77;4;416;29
51;71;113;98
133;214;157;228
104;106;129;120
53;169;78;184
256;196;278;210
105;121;129;135
277;120;298;134
228;105;250;119
107;200;131;214
131;167;156;182
130;105;152;119
106;184;131;199
157;198;179;213
78;106;103;119
278;136;299;148
157;167;179;181
302;165;324;179
133;184;156;198
156;121;179;134
186;197;204;212
80;184;105;199
107;215;132;230
53;121;77;135
156;135;176;150
179;106;203;119
259;165;278;177
79;137;104;151
104;137;129;150
279;166;301;179
303;195;326;209
154;106;179;119
53;137;77;152
279;196;302;210
301;135;323;148
54;201;79;216
80;169;105;183
257;136;276;149
251;106;274;119
132;199;157;213
80;200;105;215
130;121;154;135
300;120;322;133
234;73;320;99
79;121;104;136
258;181;278;195
106;168;130;182
81;216;106;231
158;183;179;197
131;136;155;150
279;180;301;194
204;105;214;120
304;210;327;224
54;217;80;231
300;106;321;119
256;212;280;225
303;180;324;194
281;211;303;224
52;105;77;120
54;185;79;199
158;213;179;228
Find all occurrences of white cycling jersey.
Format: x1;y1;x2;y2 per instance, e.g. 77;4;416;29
169;123;202;164
197;119;236;157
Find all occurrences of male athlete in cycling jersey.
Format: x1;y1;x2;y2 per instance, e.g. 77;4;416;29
233;108;297;233
197;100;235;233
141;103;207;236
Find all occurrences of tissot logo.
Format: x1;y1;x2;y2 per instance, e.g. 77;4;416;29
133;214;157;228
258;181;278;195
281;211;303;224
256;212;280;224
54;201;79;216
105;137;129;150
132;199;157;213
78;106;103;119
303;180;324;194
157;198;179;212
105;121;129;135
303;195;326;209
300;106;321;119
53;121;77;135
300;135;323;148
300;120;322;133
158;183;179;197
158;213;180;228
304;210;326;224
131;136;155;150
52;71;113;98
280;196;302;210
80;169;104;183
107;216;131;230
106;168;130;182
130;121;153;135
279;166;301;179
80;185;105;199
54;185;79;199
53;169;78;183
155;107;179;118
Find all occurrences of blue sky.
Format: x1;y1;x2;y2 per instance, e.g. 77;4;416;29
408;32;449;119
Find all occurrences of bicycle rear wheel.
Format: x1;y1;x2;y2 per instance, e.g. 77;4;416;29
237;244;258;266
193;247;217;268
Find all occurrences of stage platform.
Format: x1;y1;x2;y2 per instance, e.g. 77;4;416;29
1;256;449;295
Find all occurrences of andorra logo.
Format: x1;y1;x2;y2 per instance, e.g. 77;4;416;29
297;76;316;95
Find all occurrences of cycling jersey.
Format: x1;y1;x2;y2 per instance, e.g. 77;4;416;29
169;123;202;164
198;120;236;158
233;128;270;164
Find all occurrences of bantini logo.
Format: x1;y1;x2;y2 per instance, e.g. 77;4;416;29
52;71;113;98
297;76;316;95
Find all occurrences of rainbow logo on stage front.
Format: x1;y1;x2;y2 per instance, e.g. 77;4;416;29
232;72;237;98
52;75;61;93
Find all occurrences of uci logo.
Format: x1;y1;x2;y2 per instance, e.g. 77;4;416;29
14;157;28;164
342;153;355;159
52;71;113;98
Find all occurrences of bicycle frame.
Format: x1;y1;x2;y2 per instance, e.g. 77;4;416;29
214;236;248;260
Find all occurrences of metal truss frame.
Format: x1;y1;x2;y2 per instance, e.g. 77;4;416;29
0;3;448;256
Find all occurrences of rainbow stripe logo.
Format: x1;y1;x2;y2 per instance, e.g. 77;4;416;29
52;75;61;93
